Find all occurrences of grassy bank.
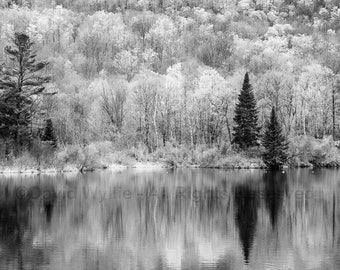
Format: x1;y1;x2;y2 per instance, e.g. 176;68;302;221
0;141;266;174
0;136;339;174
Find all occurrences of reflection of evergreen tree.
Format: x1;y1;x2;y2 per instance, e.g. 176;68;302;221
0;189;29;270
0;184;57;269
263;171;287;229
44;201;54;223
42;187;57;224
233;184;259;264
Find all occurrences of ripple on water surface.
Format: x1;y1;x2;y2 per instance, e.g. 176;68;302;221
0;168;339;270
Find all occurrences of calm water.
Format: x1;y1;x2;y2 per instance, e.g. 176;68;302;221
0;168;339;270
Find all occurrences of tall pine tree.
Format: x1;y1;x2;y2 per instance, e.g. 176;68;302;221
232;72;260;149
262;107;288;169
0;33;50;153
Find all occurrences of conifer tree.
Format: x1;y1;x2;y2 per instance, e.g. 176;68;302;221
262;107;288;169
232;72;260;149
0;33;50;153
42;119;57;147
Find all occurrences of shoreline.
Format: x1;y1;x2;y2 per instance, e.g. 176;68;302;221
1;136;339;176
0;162;170;175
0;160;339;175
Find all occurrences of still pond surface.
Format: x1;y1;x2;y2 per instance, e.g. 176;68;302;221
0;168;339;270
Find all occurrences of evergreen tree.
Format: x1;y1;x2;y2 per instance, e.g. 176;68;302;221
262;107;288;169
232;72;260;149
0;33;50;153
42;119;57;147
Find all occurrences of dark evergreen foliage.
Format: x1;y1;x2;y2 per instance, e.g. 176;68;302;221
262;107;288;168
42;119;57;147
234;184;259;264
0;33;50;153
232;72;260;149
263;171;287;229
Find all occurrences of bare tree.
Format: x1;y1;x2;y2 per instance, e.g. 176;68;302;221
101;83;127;135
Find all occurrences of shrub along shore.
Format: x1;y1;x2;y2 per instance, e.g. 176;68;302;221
0;136;339;175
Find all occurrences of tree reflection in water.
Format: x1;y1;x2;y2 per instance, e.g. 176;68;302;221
0;169;339;270
233;183;259;264
263;171;288;229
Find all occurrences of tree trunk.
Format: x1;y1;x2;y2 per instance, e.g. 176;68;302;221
332;81;336;140
153;94;158;149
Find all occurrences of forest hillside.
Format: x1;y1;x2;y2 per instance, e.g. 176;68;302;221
1;0;340;171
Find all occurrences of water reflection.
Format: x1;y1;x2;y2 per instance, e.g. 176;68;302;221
0;169;339;270
263;171;287;229
233;183;259;263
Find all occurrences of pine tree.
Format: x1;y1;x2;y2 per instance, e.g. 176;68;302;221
262;107;288;169
42;119;57;147
232;72;260;149
0;33;50;153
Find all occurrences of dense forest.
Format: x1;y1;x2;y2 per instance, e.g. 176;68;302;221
0;0;340;170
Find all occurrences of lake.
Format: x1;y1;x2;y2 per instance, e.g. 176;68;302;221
0;168;339;270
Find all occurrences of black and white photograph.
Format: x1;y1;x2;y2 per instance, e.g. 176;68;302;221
0;0;340;269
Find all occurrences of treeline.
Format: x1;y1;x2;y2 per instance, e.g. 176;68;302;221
0;1;340;168
2;0;339;19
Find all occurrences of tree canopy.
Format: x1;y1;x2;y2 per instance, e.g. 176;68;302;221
0;0;339;156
